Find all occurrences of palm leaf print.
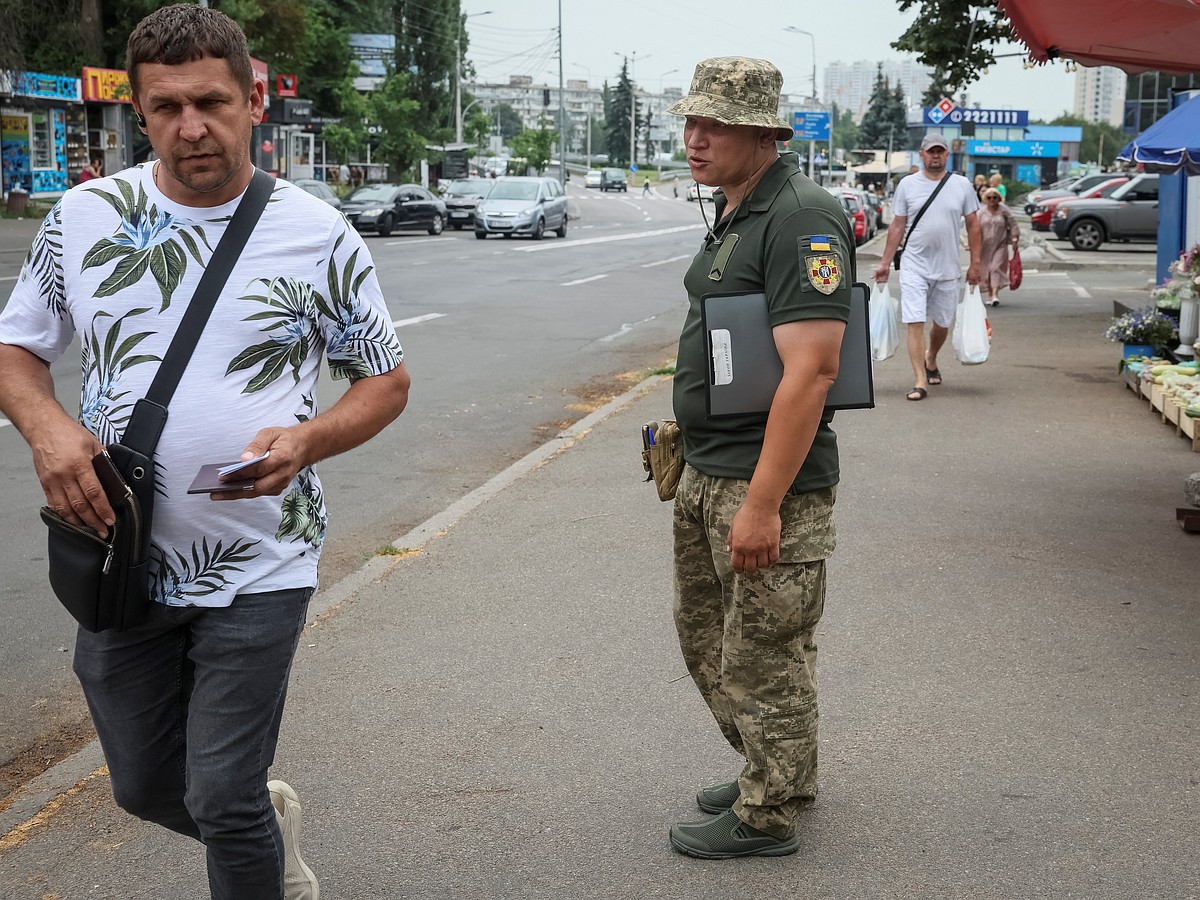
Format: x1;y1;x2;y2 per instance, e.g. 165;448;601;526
152;536;262;605
276;468;326;547
81;175;213;310
19;202;67;319
315;226;400;380
226;276;319;393
79;308;160;444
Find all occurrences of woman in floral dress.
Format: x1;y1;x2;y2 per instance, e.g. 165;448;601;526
978;188;1019;307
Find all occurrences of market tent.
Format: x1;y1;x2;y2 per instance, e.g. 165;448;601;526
996;0;1200;73
1117;94;1200;175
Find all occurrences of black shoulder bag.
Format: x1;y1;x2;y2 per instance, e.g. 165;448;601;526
893;172;950;271
40;169;274;632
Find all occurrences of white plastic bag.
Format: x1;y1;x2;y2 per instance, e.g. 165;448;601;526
953;284;990;365
869;282;900;361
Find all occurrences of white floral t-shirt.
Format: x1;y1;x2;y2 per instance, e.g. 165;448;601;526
0;163;404;608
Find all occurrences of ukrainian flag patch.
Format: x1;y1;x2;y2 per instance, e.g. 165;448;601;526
808;235;832;251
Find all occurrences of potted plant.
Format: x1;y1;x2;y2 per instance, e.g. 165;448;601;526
1105;306;1179;357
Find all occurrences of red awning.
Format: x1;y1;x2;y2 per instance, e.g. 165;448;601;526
998;0;1200;74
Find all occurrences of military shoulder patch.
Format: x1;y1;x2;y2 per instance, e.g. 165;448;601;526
806;254;841;295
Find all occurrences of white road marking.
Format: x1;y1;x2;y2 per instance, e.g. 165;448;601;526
392;313;447;328
0;418;10;429
600;314;659;342
518;224;705;252
562;274;608;286
1073;285;1092;298
384;237;456;246
0;276;17;282
642;254;691;268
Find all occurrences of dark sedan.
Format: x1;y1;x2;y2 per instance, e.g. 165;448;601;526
440;178;493;230
342;183;447;237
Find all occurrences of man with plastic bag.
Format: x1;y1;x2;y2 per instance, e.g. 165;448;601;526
664;56;854;860
872;133;980;400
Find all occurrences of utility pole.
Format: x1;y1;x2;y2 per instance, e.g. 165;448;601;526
557;0;566;187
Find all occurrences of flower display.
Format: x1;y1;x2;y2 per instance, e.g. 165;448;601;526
1154;244;1200;312
1104;306;1178;348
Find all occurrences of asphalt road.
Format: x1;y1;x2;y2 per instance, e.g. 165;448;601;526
0;183;708;794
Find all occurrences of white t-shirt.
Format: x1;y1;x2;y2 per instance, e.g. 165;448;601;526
892;171;979;281
0;163;404;608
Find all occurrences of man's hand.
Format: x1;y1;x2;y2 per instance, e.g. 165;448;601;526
872;261;891;283
209;427;310;500
31;419;113;537
726;499;782;576
966;262;981;286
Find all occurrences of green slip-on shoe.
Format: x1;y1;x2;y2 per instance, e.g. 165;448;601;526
696;780;740;814
669;809;800;860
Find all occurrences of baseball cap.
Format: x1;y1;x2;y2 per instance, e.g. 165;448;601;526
921;133;949;151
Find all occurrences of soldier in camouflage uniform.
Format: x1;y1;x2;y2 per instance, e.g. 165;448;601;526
665;57;855;859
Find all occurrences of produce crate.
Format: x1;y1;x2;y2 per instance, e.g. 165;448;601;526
1128;377;1200;452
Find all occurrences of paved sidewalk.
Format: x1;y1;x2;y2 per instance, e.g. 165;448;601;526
1;282;1198;898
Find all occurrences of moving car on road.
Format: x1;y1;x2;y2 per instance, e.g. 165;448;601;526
342;183;447;237
474;176;568;240
687;181;715;202
599;168;628;192
585;170;603;189
1050;174;1159;250
441;179;493;230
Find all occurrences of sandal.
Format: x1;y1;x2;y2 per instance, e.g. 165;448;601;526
906;387;928;401
924;366;942;385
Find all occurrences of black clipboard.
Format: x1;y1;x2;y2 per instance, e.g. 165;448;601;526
700;282;875;417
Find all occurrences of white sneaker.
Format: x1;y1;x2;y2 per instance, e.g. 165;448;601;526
268;780;320;900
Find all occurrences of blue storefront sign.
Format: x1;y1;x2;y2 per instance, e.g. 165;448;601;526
924;106;1029;127
966;140;1060;158
792;111;831;141
10;71;82;102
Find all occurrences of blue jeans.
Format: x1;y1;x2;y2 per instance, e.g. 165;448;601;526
73;588;313;900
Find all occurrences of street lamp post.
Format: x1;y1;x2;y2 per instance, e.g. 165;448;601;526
656;69;679;171
784;26;824;181
571;64;593;169
456;10;492;143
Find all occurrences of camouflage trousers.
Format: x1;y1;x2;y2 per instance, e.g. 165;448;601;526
673;464;836;839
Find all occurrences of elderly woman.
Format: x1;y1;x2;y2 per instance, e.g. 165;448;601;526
978;187;1019;306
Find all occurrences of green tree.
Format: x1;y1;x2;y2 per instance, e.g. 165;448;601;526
510;118;555;173
829;102;861;156
605;61;639;166
367;70;426;180
858;66;907;149
1047;113;1126;167
893;0;1008;95
394;0;459;142
492;103;524;141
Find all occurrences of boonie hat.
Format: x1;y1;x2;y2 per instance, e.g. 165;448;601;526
666;56;794;141
920;132;950;150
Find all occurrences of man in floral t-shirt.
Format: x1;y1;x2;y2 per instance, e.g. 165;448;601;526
0;6;409;898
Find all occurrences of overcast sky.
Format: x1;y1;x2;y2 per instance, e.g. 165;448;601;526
459;0;1078;121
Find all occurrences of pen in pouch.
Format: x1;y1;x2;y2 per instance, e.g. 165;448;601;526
647;426;655;446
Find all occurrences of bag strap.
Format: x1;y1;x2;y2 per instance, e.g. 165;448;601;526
899;172;950;250
121;168;275;456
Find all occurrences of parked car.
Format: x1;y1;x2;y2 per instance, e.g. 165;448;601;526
342;183;446;236
863;189;885;230
688;181;715;202
1023;173;1121;214
1050;174;1159;250
599;168;628;192
474;176;569;240
440;178;493;230
1030;176;1128;232
292;178;341;211
826;188;869;245
585;169;603;189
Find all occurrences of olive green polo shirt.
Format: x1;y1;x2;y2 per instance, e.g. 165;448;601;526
672;152;856;493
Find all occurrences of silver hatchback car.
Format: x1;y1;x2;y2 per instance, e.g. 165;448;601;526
474;176;568;240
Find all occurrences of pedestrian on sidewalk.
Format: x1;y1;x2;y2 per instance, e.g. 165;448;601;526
978;187;1019;307
643;177;652;197
872;132;981;401
664;55;853;860
0;5;410;898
